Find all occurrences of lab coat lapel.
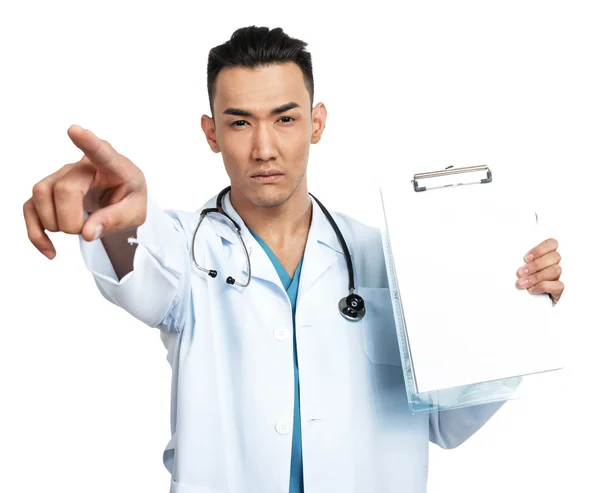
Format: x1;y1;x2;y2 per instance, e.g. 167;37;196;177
297;196;344;299
210;193;282;288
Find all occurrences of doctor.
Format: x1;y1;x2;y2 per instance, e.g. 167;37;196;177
23;26;564;493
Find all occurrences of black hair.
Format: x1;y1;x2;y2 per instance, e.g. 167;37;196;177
207;26;314;115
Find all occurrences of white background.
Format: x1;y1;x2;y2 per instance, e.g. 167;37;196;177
1;1;598;492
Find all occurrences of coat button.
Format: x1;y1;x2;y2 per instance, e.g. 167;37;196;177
275;419;291;435
273;328;289;341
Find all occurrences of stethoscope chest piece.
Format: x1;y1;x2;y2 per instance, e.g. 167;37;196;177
338;293;366;321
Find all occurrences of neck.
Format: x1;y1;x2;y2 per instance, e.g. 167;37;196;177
230;182;312;249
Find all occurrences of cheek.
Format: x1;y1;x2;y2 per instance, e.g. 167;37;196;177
219;133;242;156
289;138;311;164
219;137;248;172
222;154;245;180
283;129;311;156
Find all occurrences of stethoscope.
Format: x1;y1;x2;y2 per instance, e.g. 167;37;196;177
191;186;366;321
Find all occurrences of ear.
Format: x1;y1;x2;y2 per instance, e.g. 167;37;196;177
311;102;327;144
201;114;221;153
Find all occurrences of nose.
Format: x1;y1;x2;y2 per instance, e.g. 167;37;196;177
251;123;278;162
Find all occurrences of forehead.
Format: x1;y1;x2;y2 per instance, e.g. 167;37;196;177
213;62;310;114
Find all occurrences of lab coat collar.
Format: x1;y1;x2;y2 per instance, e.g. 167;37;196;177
199;190;345;291
298;193;346;297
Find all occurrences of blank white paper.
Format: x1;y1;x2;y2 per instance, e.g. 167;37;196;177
381;172;563;393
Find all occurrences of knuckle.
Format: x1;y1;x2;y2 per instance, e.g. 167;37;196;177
27;230;44;246
32;181;50;198
554;265;562;278
57;216;82;235
103;140;116;152
101;215;113;232
45;221;59;233
537;281;549;292
54;179;80;196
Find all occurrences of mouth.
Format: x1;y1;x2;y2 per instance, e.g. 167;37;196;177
250;170;284;183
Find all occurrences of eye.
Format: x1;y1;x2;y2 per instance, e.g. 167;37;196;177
230;120;249;127
278;116;296;124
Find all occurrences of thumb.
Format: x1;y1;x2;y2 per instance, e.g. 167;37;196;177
81;194;147;242
67;125;122;173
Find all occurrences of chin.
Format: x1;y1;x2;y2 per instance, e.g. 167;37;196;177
251;193;289;208
248;185;291;208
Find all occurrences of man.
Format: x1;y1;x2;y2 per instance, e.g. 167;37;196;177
23;26;564;493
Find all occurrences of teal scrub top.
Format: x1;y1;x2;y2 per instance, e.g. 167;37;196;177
249;229;305;493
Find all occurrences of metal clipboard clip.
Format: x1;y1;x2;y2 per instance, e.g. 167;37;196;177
412;164;492;192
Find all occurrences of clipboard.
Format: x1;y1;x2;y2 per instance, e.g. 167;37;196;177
379;165;564;414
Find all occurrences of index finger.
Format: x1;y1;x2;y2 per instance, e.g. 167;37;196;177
67;125;119;171
524;237;559;262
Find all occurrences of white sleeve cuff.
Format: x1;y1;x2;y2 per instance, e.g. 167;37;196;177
78;194;189;329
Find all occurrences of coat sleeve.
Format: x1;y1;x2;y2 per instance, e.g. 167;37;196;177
78;194;191;332
428;400;507;449
428;376;523;449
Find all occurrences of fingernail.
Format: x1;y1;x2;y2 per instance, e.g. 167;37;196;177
93;225;103;240
525;253;534;262
518;267;528;277
518;279;530;288
43;249;56;259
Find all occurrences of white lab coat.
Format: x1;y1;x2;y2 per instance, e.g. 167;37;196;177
79;190;507;493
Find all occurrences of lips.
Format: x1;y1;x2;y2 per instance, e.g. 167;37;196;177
250;171;284;183
251;171;283;178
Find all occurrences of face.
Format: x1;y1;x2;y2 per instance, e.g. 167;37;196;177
201;62;327;208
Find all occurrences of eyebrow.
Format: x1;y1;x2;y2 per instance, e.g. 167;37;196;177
223;101;300;117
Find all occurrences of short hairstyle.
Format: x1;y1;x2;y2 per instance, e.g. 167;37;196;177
207;26;314;115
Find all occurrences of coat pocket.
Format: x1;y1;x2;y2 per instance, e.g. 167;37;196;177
359;287;402;366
